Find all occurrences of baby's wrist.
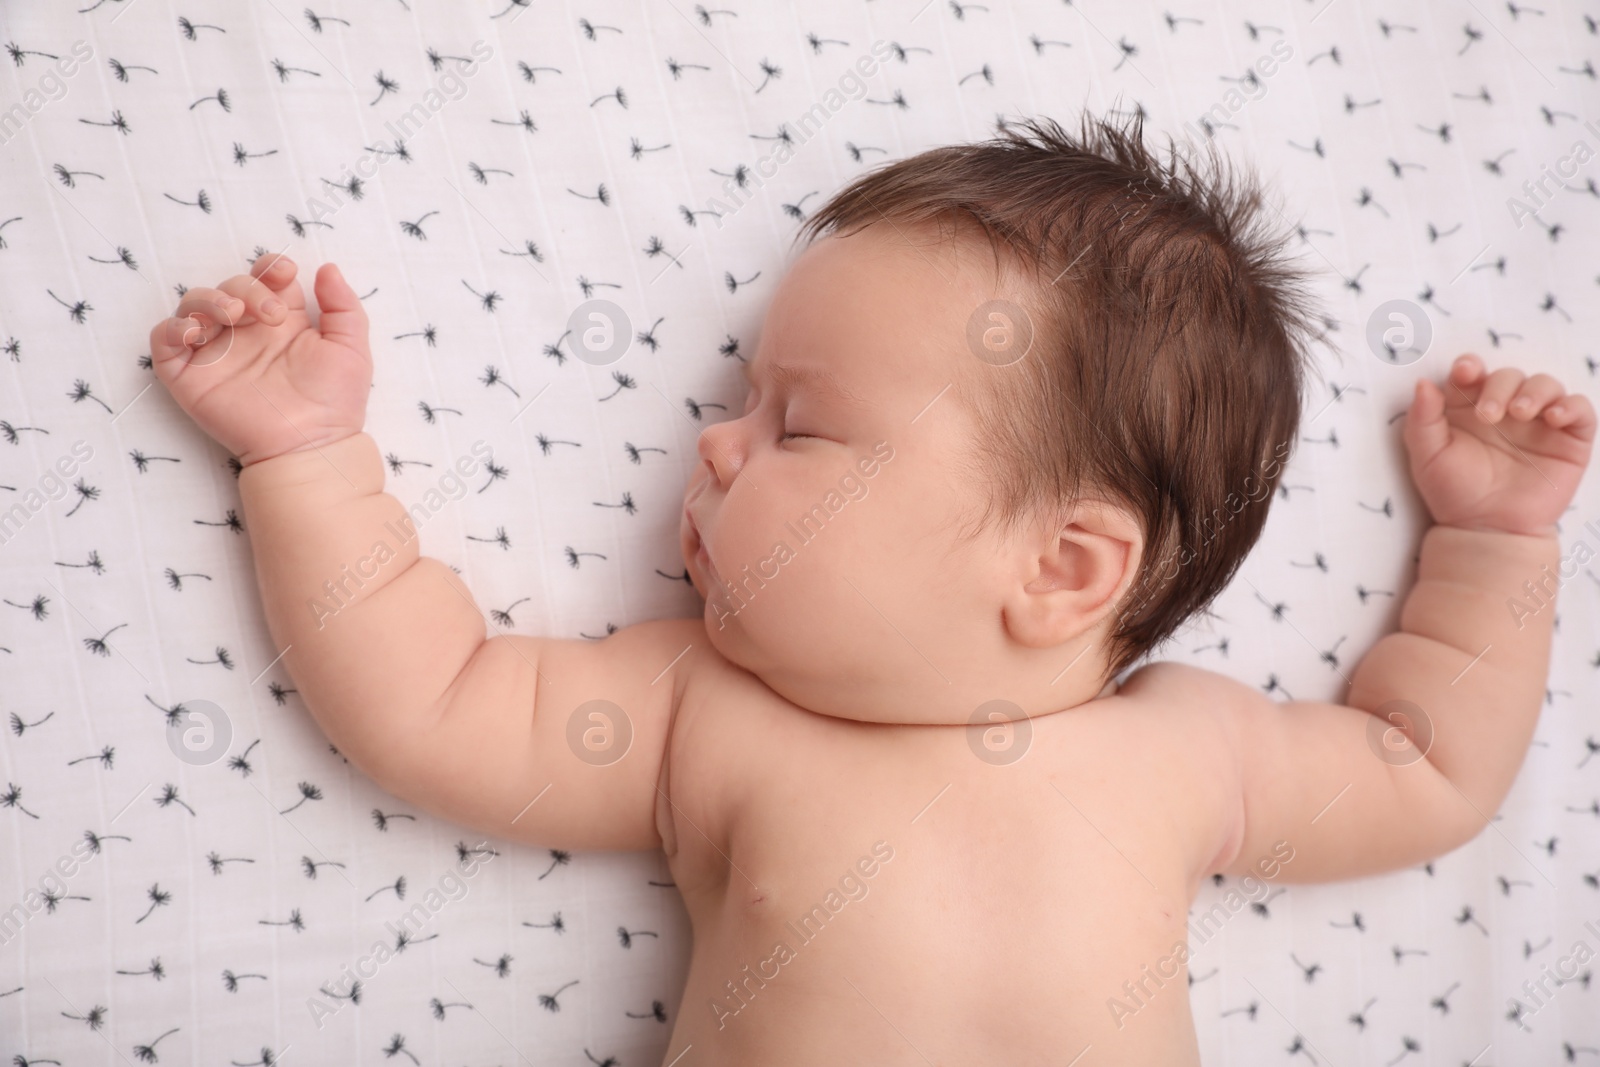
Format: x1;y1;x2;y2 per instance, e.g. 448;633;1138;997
1434;518;1560;542
239;429;365;469
238;431;383;498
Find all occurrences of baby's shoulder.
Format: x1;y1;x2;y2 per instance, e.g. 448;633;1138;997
1102;660;1268;772
1116;659;1264;715
1110;660;1268;868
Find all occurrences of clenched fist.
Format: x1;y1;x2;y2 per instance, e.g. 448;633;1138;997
149;254;372;467
1404;354;1594;537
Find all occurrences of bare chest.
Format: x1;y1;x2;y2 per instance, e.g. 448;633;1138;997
655;687;1223;1064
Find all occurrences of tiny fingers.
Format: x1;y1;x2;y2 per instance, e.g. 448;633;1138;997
1543;392;1597;440
251;252;296;285
176;286;245;328
250;254;304;310
149;315;208;364
1449;353;1484;388
1403;378;1451;465
1506;374;1564;421
1472;367;1526;422
1439;353;1593;444
217;273;287;325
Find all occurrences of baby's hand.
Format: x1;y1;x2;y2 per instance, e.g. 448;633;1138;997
1404;354;1594;536
148;255;371;467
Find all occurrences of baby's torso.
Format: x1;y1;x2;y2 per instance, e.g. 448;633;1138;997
655;660;1239;1066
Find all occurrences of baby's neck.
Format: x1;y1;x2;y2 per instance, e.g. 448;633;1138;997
723;630;1121;726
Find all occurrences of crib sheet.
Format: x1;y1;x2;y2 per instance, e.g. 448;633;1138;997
1;0;1597;1064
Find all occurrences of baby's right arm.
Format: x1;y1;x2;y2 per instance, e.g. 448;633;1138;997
1190;356;1593;883
150;255;701;850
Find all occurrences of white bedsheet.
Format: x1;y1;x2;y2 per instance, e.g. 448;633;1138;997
0;1;1596;1063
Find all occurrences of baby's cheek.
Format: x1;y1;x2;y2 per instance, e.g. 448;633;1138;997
706;532;821;637
710;479;908;647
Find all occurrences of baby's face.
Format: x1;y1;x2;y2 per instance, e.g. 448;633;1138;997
680;223;1041;724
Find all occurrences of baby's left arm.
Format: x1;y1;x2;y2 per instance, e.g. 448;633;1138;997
1199;355;1593;882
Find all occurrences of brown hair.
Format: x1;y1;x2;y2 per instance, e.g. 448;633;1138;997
795;113;1323;678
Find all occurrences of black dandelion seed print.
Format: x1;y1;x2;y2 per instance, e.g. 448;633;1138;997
225;739;262;776
67;745;115;769
55;163;105;187
0;4;1594;1065
468;161;513;185
627;998;669;1021
228;141;278;166
154;785;195;816
60;1003;108;1030
53;294;94;324
492;107;540;132
105;53;157;80
5;595;49;621
189;87;230;111
462;279;501;312
162;189;213;213
221;970;267;992
82;622;127;657
55;549;105;575
502;239;544;264
280;782;323;814
207;851;254;874
539;979;579;1010
1;782;40;819
79;109;132;134
466;526;511;549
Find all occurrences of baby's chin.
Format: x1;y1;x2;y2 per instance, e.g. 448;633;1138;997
684;555;708;601
698;593;757;665
697;597;814;696
693;602;961;724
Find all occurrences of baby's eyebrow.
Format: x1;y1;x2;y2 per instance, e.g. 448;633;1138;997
744;359;868;406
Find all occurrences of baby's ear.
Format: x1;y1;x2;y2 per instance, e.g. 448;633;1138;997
1003;500;1142;650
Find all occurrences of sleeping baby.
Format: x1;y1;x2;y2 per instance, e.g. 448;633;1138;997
149;116;1592;1064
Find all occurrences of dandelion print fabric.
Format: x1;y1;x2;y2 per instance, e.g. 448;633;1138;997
0;1;1598;1065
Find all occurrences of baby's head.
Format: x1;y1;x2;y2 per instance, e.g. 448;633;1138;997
680;115;1320;724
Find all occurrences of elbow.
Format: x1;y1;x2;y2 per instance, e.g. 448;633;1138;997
1429;804;1491;858
1395;764;1497;862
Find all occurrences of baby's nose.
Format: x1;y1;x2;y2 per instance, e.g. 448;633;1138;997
696;419;745;487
